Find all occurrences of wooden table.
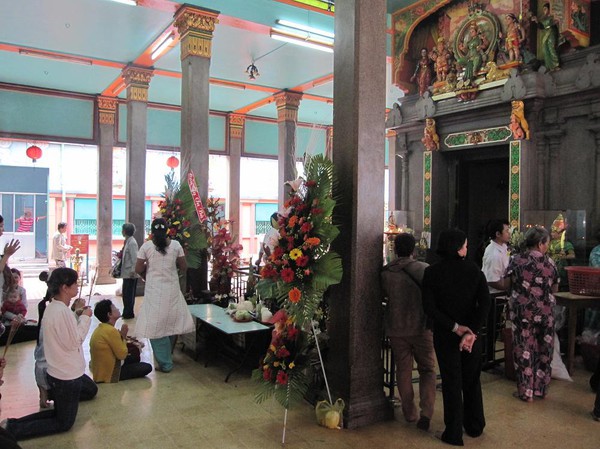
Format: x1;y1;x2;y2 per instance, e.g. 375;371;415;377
554;292;600;374
187;304;271;382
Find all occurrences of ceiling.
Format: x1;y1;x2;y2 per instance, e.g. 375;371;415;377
0;0;414;126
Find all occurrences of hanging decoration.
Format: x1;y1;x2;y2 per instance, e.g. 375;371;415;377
166;155;179;169
26;145;43;163
245;63;260;80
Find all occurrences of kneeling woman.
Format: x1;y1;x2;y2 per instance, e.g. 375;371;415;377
4;268;97;440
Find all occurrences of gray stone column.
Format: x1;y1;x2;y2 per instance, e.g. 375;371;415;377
122;65;153;245
386;130;397;212
590;126;600;227
535;135;548;209
274;90;303;208
328;0;390;428
96;96;117;285
228;113;244;245
175;5;218;198
546;130;564;207
175;6;218;295
398;135;409;212
325;125;333;160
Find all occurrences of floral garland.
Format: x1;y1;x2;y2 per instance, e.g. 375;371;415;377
152;172;207;268
253;154;342;408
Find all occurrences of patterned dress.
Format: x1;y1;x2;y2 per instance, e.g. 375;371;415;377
506;250;558;400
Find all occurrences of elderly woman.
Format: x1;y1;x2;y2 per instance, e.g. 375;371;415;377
120;223;139;319
134;218;194;373
506;226;558;402
422;229;491;446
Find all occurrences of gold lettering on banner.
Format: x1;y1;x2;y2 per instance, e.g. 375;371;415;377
274;91;303;123
97;96;118;125
229;114;245;139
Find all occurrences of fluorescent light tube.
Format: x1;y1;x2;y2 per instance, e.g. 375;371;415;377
110;0;137;5
19;49;93;66
276;19;334;39
270;31;333;53
151;34;174;60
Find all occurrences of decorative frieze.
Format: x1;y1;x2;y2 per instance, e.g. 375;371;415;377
228;113;245;139
444;126;512;148
423;150;432;232
274;91;303;123
509;141;521;229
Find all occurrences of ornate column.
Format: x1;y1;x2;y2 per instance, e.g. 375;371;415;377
175;5;218;191
386;130;397;212
96;96;117;285
325;125;334;161
328;0;389;428
274;90;303;208
122;65;153;245
228;113;244;246
175;5;218;294
397;133;409;212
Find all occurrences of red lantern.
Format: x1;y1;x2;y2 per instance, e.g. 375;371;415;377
166;155;179;169
26;145;43;163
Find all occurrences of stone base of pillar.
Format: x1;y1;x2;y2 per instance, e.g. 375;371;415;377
96;275;117;285
344;395;393;429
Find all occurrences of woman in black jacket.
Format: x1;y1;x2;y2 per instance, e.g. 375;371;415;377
422;229;491;446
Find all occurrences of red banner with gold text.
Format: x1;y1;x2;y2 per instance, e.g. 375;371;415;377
187;171;208;223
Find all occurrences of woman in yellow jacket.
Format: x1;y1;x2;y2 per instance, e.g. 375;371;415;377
90;299;152;383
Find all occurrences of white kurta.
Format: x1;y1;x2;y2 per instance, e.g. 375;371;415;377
134;239;194;339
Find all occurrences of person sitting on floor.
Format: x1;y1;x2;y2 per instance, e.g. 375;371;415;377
9;269;27;313
1;288;27;325
90;299;152;383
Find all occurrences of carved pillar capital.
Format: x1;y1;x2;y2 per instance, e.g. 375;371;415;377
174;5;219;60
228;113;245;139
274;90;303;122
97;96;118;125
121;65;154;102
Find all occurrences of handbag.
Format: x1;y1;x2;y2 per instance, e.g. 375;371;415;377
110;258;122;278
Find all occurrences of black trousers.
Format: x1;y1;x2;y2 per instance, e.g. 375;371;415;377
434;329;486;446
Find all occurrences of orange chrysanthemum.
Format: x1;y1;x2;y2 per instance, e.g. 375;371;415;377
305;237;321;247
288;287;301;303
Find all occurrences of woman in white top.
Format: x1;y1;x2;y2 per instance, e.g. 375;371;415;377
135;218;194;372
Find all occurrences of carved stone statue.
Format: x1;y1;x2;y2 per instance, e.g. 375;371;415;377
510;100;530;140
422;118;440;151
430;37;452;82
531;2;560;71
411;48;433;96
457;22;488;82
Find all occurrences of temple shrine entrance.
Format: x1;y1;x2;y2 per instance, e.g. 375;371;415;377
447;145;509;264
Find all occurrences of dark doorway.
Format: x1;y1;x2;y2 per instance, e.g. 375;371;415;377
449;146;509;265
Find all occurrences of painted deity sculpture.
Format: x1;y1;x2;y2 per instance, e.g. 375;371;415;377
532;2;560;71
457;23;487;83
430;37;452;82
510;100;530;140
422;118;440;151
503;13;524;62
411;48;433;96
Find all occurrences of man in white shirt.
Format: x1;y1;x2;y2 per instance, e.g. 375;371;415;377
482;219;511;293
52;222;72;268
256;212;281;267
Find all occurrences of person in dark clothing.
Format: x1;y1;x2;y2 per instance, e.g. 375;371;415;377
422;229;491;446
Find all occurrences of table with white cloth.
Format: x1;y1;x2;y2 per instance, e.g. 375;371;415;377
184;304;271;382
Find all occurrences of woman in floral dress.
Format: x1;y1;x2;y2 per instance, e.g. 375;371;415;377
506;226;558;402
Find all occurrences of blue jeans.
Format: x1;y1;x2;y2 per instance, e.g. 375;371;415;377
7;374;97;440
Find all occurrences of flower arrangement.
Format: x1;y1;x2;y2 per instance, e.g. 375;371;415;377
256;154;342;327
205;197;243;292
253;154;342;408
252;310;309;408
153;172;208;268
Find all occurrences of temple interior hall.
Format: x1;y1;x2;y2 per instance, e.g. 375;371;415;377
1;0;600;448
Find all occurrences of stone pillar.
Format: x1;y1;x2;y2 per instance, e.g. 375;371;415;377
398;134;409;212
325;126;334;160
175;5;218;295
274;90;303;208
96;96;117;285
535;135;548;209
386;130;397;212
175;5;218;193
328;0;390;428
228;113;244;246
546;130;564;207
590;126;600;227
122;65;153;245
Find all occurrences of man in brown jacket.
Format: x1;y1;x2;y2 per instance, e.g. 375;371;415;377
381;233;436;431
